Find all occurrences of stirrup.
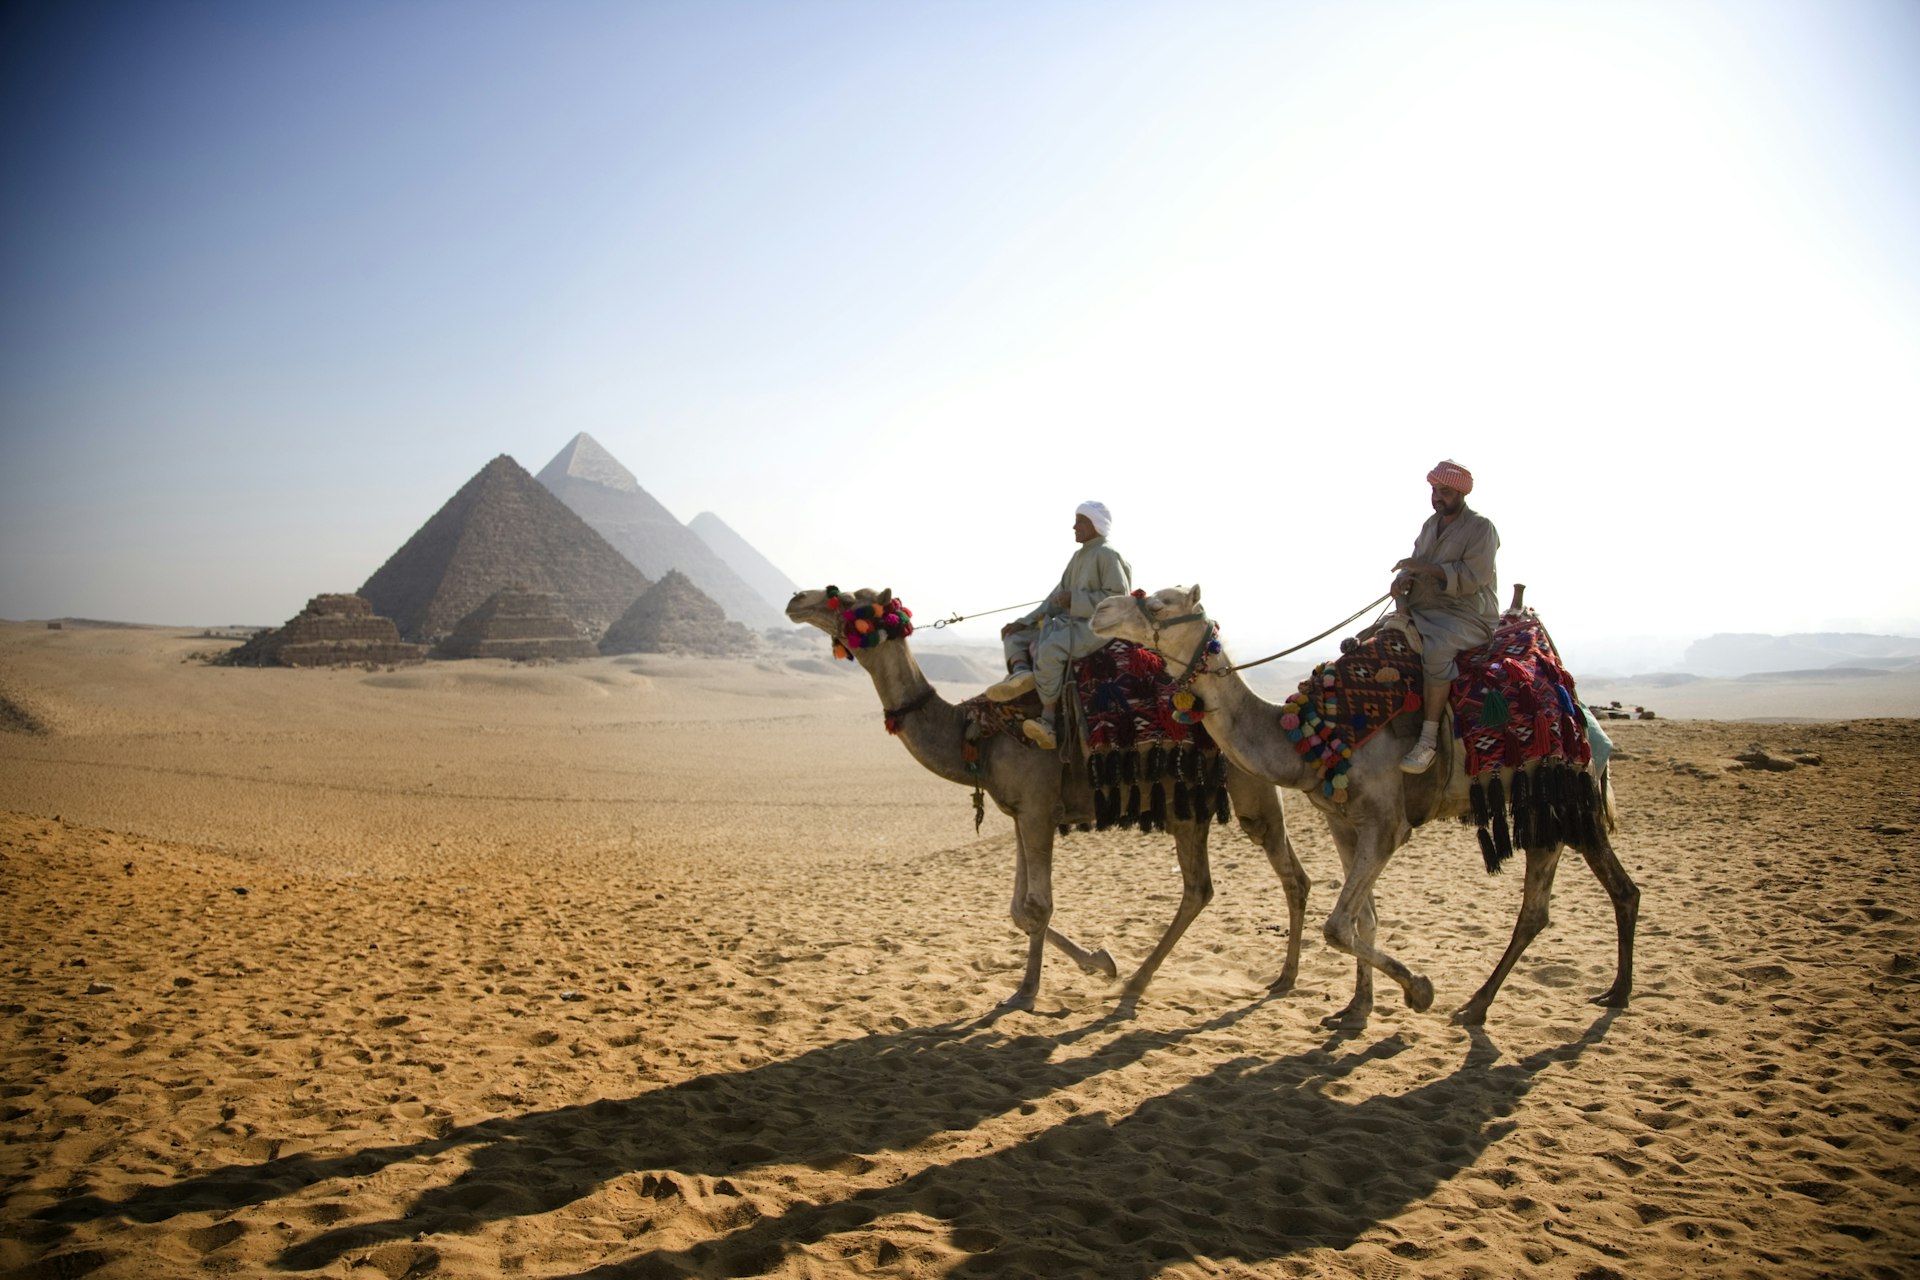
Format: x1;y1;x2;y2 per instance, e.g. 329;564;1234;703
986;669;1036;702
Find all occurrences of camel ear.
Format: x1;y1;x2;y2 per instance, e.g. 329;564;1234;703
1187;584;1203;606
877;587;891;604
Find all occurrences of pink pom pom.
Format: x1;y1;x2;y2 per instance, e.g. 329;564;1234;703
1280;713;1300;730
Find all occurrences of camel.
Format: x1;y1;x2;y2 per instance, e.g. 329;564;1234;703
785;585;1309;1012
1090;585;1639;1027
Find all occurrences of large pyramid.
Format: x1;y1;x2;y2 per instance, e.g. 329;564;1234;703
361;455;651;644
536;433;786;630
688;511;797;614
599;570;759;657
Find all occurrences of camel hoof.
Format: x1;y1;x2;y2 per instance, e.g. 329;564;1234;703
998;990;1037;1013
1450;1003;1488;1027
1321;1005;1371;1030
1268;971;1299;998
1082;948;1119;981
1589;987;1631;1009
1405;975;1435;1014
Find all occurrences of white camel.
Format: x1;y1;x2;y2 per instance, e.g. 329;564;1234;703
1091;585;1639;1027
787;586;1310;1012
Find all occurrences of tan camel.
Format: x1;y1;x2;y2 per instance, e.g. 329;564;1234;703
1091;585;1639;1027
786;586;1309;1012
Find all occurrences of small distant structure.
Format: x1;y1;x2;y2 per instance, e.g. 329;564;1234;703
598;570;758;657
223;594;425;667
1587;699;1657;721
46;621;61;630
431;586;598;661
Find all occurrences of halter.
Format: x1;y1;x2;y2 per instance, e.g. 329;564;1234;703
1130;591;1216;688
811;586;932;733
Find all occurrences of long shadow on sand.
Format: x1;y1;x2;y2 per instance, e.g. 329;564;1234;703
35;998;1280;1269
559;1016;1615;1279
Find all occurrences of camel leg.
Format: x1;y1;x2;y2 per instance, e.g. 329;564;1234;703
1228;770;1309;996
1319;819;1376;1028
1001;813;1058;1010
1321;817;1432;1024
1577;826;1638;1008
1453;845;1562;1025
1115;818;1214;1006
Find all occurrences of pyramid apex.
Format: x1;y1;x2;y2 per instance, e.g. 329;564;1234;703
537;433;638;493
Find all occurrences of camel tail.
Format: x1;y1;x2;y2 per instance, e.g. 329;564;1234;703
1599;764;1618;834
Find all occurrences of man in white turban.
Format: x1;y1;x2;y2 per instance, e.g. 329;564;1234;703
987;500;1132;751
1392;460;1500;772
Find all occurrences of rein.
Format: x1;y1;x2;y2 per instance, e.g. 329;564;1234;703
1140;592;1393;681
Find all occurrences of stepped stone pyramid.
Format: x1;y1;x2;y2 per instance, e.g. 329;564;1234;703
224;594;425;667
431;586;599;661
599;570;759;657
361;455;651;644
536;433;785;630
688;511;798;613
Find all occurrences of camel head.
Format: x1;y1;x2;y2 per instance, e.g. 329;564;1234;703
785;586;914;661
1090;584;1209;658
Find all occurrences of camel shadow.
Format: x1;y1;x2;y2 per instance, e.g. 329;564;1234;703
35;997;1284;1270
560;1013;1618;1279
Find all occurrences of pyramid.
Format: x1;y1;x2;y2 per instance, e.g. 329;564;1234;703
598;570;759;657
431;586;599;661
361;455;651;643
689;511;798;614
536;433;786;630
224;594;425;667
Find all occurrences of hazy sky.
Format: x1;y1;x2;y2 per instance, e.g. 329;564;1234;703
3;0;1916;668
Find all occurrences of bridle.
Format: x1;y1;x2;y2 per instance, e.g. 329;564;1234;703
1130;592;1217;689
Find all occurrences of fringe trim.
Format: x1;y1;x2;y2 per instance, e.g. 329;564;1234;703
1461;760;1604;873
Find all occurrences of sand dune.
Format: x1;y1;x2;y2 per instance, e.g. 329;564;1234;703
1;620;1916;1278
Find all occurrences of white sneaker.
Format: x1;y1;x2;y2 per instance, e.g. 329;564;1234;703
1023;717;1058;751
986;669;1037;702
1400;740;1437;773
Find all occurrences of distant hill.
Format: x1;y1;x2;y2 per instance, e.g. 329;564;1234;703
536;433;786;631
361;455;650;644
1681;632;1920;678
689;511;798;614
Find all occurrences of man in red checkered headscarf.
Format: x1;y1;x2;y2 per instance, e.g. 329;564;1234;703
1391;460;1500;773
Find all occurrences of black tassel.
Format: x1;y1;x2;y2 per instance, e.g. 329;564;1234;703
1076;822;1091;833
1057;824;1070;837
1103;752;1121;787
1122;751;1139;784
1145;744;1163;781
1509;770;1532;850
1577;772;1600;850
1532;765;1557;849
1126;783;1141;823
1088;755;1104;792
1215;785;1230;825
1469;779;1491;828
1095;789;1115;830
1487;774;1513;871
1477;826;1499;872
1173;781;1192;821
1208;753;1227;788
1150;782;1167;830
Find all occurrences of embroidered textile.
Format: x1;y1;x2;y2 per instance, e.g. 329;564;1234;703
1278;626;1425;802
1451;610;1591;778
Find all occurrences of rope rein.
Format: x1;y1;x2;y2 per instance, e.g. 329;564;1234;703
925;598;1045;630
1217;593;1393;673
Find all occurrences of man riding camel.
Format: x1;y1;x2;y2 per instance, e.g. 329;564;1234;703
986;500;1133;752
1392;459;1500;774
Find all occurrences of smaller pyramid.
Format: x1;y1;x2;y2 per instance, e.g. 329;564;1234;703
432;587;599;661
224;594;425;667
599;571;759;657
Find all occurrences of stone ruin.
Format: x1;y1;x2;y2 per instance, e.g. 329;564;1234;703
599;570;759;657
431;586;599;661
222;594;425;668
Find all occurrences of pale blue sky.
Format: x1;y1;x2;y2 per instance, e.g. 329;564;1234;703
3;0;1916;668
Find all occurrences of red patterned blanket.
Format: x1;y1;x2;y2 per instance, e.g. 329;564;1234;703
1278;626;1425;802
1452;611;1591;778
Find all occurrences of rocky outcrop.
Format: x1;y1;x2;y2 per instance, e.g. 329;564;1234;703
223;594;425;667
360;454;650;644
537;433;786;630
431;587;598;661
598;571;759;657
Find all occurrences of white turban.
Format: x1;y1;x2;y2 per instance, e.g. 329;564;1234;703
1076;500;1112;537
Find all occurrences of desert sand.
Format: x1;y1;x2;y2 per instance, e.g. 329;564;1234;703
2;618;1917;1279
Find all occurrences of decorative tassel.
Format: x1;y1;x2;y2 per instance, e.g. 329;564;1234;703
1150;782;1167;830
1208;753;1227;789
1509;769;1532;850
1145;744;1163;781
1126;784;1141;823
1481;688;1510;729
1533;766;1557;849
1476;826;1499;872
1215;786;1230;826
1088;755;1104;792
1469;779;1491;829
1173;781;1192;821
1121;751;1139;784
1102;753;1121;787
1487;774;1513;871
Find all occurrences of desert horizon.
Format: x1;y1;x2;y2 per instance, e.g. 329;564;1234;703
2;617;1916;1278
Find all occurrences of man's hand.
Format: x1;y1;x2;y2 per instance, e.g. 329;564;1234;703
1393;558;1444;584
1000;620;1022;638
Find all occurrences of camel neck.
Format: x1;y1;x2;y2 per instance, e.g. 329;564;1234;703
1186;649;1312;793
855;642;974;785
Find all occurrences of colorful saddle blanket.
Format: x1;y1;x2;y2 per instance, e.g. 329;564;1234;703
959;639;1228;833
1277;626;1425;801
1451;610;1590;779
